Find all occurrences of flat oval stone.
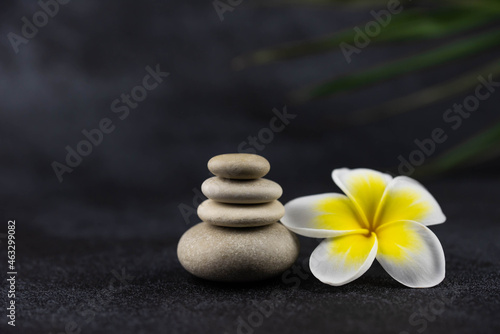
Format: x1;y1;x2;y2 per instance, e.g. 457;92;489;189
198;200;285;227
201;177;282;204
177;222;299;281
208;153;270;179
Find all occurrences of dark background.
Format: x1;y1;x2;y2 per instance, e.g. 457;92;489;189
0;1;499;333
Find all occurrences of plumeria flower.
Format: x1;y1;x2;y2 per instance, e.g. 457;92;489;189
282;168;446;288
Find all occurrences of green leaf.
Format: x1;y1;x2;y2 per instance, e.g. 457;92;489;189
416;121;500;176
350;59;500;123
449;0;500;12
293;29;500;102
257;0;500;9
257;0;390;6
233;8;496;69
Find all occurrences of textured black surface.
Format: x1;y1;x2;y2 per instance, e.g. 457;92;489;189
1;0;500;333
1;178;499;334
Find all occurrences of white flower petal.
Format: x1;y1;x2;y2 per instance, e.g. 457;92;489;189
332;168;393;226
282;193;367;238
375;176;446;227
376;220;445;288
310;233;378;286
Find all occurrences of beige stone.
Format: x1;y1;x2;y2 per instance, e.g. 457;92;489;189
201;177;282;204
177;222;299;281
198;199;284;227
208;153;270;179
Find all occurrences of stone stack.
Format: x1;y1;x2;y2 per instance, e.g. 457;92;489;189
177;153;299;282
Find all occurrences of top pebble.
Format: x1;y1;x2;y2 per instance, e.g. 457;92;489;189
208;153;270;179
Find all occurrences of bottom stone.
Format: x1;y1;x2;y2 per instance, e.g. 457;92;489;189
177;222;300;282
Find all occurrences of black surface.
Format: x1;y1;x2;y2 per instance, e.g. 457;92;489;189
1;1;500;333
1;178;499;334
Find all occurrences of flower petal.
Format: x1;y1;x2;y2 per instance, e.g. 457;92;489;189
282;193;368;238
375;176;446;227
310;232;378;286
376;220;445;288
332;168;393;226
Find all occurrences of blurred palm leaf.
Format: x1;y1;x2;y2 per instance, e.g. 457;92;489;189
416;120;500;176
293;29;500;102
353;59;500;123
234;0;500;175
233;8;497;68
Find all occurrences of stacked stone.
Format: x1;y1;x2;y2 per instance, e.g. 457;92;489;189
177;153;299;282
